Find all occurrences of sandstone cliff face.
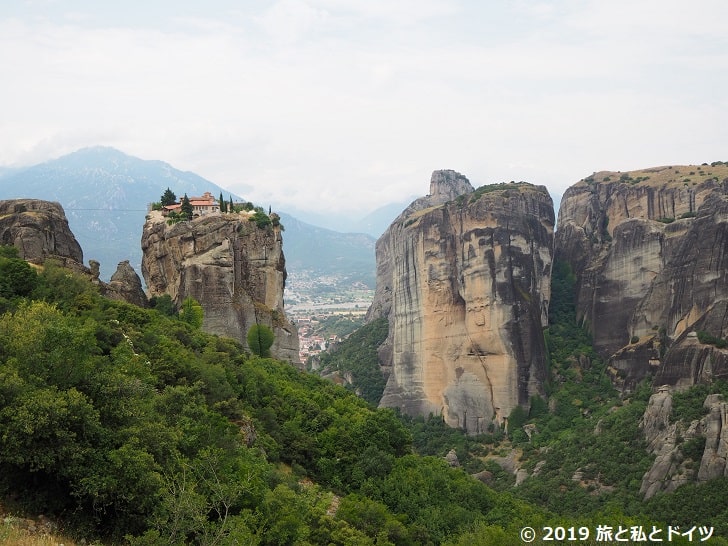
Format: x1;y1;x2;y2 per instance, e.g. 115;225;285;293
0;199;83;264
141;211;299;363
369;171;554;433
555;165;728;389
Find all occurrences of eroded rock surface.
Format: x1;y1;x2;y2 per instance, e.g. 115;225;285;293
0;199;147;307
640;388;728;498
368;171;554;433
104;260;148;308
555;166;728;389
141;211;299;363
0;199;83;263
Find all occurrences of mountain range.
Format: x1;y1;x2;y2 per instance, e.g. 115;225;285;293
0;147;377;283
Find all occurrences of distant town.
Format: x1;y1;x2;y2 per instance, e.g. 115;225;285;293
284;269;374;363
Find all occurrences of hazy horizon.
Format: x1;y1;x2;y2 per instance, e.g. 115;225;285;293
2;1;726;220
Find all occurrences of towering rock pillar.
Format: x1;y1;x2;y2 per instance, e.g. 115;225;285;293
141;211;299;363
368;171;554;433
555;166;728;389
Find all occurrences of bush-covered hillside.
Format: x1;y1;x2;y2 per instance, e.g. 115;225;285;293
1;246;725;545
0;249;529;545
313;317;389;405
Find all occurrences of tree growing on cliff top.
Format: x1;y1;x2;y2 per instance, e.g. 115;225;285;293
181;194;193;220
160;187;177;206
247;324;274;357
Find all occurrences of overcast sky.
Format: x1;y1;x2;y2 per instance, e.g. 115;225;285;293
2;0;727;218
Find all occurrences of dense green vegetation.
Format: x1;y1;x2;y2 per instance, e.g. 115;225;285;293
697;330;728;349
453;181;532;207
3;246;728;544
247;324;275;357
313;317;388;405
0;250;546;545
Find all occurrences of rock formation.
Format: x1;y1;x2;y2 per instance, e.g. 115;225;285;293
0;199;83;264
367;170;554;433
0;199;147;307
104;260;148;307
555;165;728;389
141;210;299;363
697;394;728;482
639;387;728;498
638;386;691;498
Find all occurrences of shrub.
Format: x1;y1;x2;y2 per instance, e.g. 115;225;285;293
179;297;204;328
250;210;272;229
247;324;275;357
681;436;706;461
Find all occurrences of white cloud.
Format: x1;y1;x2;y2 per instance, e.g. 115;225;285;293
1;0;727;216
254;0;331;45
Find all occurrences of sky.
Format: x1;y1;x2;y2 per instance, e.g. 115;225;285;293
2;0;727;220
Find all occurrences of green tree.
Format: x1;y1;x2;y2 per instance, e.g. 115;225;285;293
0;244;20;258
219;192;227;213
150;294;176;316
179;297;204;329
160;188;177;207
247;324;275;357
180;194;193;220
250;209;272;229
0;252;37;299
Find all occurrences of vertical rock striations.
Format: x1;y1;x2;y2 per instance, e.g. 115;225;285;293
555;165;728;389
141;211;299;363
368;171;554;433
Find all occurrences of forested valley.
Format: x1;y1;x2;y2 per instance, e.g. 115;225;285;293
1;244;726;545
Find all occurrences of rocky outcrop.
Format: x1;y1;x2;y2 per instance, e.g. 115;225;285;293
368;171;554;433
141;211;299;363
0;199;148;307
697;394;728;482
366;170;474;322
0;199;83;264
639;386;691;498
103;260;148;307
555;165;728;389
640;388;728;498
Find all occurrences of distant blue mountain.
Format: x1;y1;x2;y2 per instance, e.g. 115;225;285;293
282;200;407;239
0;147;237;279
279;213;376;286
0;147;376;284
350;201;411;238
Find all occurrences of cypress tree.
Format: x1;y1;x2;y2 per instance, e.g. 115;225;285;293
181;194;193;220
